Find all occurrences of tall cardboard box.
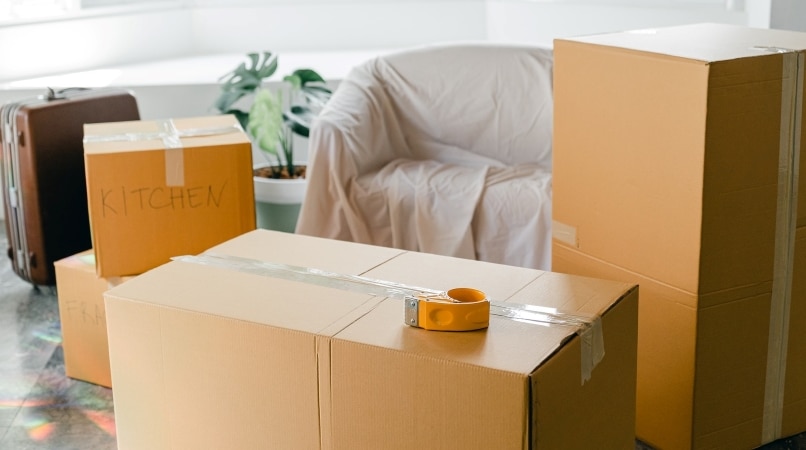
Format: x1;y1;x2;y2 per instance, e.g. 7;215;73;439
53;250;130;387
104;229;639;449
83;115;256;277
552;23;806;449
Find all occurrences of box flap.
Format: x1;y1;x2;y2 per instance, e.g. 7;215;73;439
333;296;577;374
342;251;634;374
105;230;406;335
206;229;405;274
84;115;250;154
506;271;636;318
560;23;806;63
360;250;543;301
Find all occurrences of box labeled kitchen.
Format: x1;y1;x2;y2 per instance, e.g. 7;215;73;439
83;114;256;277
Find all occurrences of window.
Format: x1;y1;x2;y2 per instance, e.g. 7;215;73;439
0;0;80;21
0;0;179;22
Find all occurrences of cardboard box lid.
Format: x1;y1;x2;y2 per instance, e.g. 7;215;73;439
107;230;633;374
105;230;406;335
331;250;634;375
561;22;806;63
83;115;250;154
54;249;97;271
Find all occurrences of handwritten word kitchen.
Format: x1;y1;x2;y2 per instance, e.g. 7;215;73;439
98;181;229;217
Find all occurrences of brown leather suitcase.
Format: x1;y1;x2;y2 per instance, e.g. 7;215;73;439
1;88;140;286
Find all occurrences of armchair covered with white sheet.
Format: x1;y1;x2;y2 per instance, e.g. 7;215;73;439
296;43;554;270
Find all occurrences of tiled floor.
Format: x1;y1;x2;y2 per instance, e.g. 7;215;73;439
0;220;805;450
0;259;116;447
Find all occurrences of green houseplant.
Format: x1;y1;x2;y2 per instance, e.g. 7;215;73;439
213;51;332;231
214;51;332;179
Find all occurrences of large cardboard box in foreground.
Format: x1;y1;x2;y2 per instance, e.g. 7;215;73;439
53;250;130;387
552;23;806;449
104;229;638;449
83;115;256;277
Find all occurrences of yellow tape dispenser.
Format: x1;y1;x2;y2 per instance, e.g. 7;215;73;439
404;287;490;331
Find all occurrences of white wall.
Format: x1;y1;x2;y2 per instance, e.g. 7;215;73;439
770;0;806;32
0;4;195;82
190;2;487;53
486;1;748;46
0;1;487;84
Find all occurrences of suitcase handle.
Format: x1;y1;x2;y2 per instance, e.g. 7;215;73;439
42;87;91;101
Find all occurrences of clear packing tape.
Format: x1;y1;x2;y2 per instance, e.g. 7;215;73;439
83;118;244;186
174;253;606;385
761;49;804;443
82;119;243;145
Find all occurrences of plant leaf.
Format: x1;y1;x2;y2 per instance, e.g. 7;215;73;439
215;52;278;112
215;91;247;113
257;52;279;79
283;105;316;138
248;89;285;156
303;85;332;95
226;109;250;131
300;87;332;109
291;68;326;86
283;74;302;91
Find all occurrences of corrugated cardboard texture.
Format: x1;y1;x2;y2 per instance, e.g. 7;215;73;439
105;230;405;450
83;115;256;277
553;37;789;296
204;226;405;274
693;288;773;448
783;227;806;437
329;303;531;449
105;229;638;449
340;252;637;449
553;37;709;294
532;287;638;450
553;23;806;450
553;245;696;450
554;237;801;450
53;250;128;387
106;298;323;449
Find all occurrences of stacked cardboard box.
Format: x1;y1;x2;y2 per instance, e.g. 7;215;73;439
53;114;255;386
104;229;639;449
83;114;256;277
552;23;806;449
53;250;130;387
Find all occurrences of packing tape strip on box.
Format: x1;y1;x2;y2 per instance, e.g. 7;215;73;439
174;253;606;384
761;48;804;443
83;118;244;187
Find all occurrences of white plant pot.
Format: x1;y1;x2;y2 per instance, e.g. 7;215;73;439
253;174;307;205
253;163;307;233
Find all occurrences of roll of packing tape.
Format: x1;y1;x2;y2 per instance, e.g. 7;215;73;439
404;287;490;331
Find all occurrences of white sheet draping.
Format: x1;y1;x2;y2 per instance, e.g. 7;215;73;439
296;43;554;270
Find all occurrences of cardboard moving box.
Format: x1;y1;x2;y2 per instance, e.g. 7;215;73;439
552;23;806;450
104;229;639;450
83;115;256;277
54;250;130;387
